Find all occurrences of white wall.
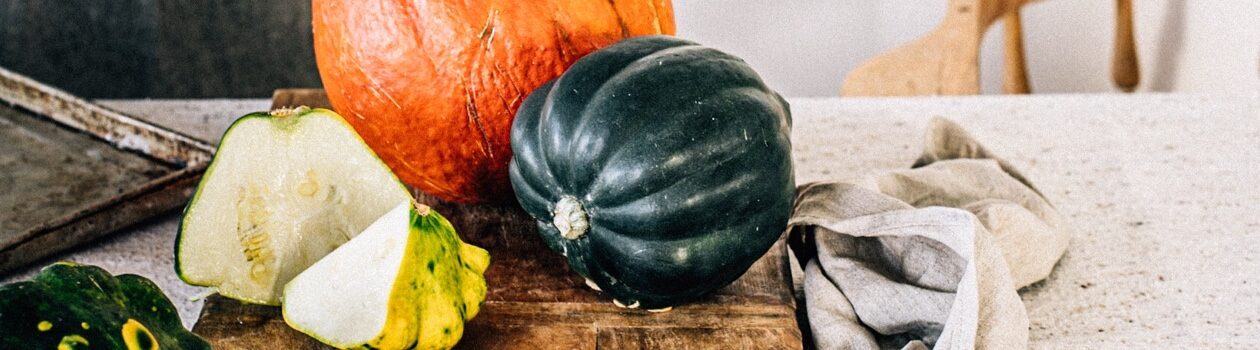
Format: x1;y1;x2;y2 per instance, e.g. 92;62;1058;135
674;1;1260;97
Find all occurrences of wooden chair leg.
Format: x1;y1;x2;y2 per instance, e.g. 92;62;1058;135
1003;8;1031;94
1112;0;1140;92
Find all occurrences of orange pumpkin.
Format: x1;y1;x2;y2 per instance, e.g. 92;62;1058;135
312;0;676;204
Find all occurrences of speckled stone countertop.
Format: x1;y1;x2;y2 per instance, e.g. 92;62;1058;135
3;94;1257;348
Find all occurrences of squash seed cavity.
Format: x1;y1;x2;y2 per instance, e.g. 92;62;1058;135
297;169;320;197
236;183;274;281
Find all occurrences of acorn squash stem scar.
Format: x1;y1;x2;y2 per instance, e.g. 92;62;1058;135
553;196;589;240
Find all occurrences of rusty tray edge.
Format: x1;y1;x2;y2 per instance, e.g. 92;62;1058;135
0;66;214;274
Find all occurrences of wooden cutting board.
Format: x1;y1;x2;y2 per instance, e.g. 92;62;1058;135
191;89;803;349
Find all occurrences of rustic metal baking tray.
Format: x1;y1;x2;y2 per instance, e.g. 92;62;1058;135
0;66;213;274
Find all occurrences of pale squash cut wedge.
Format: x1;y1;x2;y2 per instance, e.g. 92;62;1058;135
283;201;489;350
175;107;412;305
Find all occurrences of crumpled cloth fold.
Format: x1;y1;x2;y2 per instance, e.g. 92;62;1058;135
789;117;1068;349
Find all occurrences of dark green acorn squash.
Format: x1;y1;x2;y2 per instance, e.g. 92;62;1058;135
508;36;795;309
0;262;210;349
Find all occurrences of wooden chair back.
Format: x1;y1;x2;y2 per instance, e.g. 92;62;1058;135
842;0;1139;96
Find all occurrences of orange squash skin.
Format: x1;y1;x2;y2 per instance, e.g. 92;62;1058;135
312;0;676;203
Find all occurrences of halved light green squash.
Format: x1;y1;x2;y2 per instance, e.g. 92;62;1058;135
283;201;489;350
176;107;413;305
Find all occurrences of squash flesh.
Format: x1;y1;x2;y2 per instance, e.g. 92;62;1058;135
283;202;489;349
176;108;412;305
282;202;409;347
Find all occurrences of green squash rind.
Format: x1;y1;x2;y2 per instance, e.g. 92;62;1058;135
0;262;210;349
508;36;795;309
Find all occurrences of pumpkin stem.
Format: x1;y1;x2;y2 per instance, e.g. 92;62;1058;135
553;196;589;240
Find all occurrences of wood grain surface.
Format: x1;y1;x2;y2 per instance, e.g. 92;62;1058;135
191;89;803;349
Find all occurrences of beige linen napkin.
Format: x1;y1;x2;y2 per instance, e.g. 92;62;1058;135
789;118;1068;349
